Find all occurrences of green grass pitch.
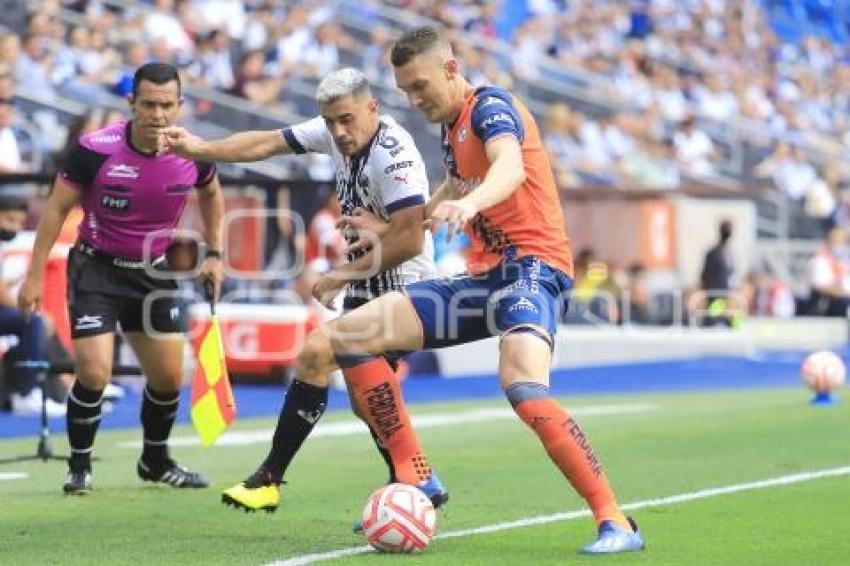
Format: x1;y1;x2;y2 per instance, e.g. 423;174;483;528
1;387;848;565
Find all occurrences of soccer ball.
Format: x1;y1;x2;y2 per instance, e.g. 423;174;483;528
801;350;846;393
361;483;436;553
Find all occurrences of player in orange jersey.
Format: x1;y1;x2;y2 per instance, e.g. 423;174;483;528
293;26;644;553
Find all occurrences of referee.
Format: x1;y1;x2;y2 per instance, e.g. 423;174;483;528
18;63;225;494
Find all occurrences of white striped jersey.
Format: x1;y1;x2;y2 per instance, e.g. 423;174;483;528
282;115;436;298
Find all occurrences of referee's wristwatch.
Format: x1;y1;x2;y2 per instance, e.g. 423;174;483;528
204;248;223;260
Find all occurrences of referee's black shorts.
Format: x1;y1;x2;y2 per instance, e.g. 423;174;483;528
67;246;184;339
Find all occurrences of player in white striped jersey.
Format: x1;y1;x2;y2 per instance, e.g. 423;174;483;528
160;67;446;514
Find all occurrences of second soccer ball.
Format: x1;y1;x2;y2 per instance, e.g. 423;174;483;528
801;350;846;393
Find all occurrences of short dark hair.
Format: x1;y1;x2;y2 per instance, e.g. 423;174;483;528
132;62;181;97
390;25;441;67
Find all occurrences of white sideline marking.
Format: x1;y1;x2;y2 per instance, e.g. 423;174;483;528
117;403;655;449
0;472;28;482
268;465;850;566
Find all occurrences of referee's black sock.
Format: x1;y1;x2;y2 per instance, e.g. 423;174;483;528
140;385;180;466
261;380;328;483
66;380;104;472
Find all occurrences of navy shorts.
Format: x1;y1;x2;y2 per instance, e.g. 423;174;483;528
405;251;573;350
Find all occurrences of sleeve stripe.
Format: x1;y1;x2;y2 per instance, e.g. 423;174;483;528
282;128;307;155
385;194;425;215
195;163;217;187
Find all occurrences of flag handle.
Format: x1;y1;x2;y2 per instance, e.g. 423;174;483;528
203;278;216;316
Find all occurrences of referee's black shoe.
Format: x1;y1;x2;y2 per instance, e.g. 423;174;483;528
63;467;93;495
137;458;209;488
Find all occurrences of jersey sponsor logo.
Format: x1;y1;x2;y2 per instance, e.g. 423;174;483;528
89;133;122;144
74;315;103;331
106;164;140;179
393;173;409;185
101;194;130;211
490;279;528;302
383;160;413;174
509;296;538;313
480;96;507;108
480;112;516;130
389;145;405;157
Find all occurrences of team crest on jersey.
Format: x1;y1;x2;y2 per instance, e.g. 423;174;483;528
458;126;468;143
106;164;140;179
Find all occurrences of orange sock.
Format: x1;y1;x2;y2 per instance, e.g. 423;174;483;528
515;397;629;529
343;357;431;485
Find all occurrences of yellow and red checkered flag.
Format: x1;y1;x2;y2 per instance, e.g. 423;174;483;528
190;281;235;446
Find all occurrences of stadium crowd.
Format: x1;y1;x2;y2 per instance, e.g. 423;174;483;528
0;2;847;199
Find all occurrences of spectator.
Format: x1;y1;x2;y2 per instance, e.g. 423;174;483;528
754;142;819;201
742;270;795;318
0;195;64;416
542;103;580;189
0;75;22;174
304;186;346;275
264;185;298;280
362;26;394;89
693;75;738;121
195;29;234;90
0;33;20;74
673;116;717;177
144;0;194;55
700;219;735;294
300;23;345;79
229;49;282;105
699;219;735;326
567;248;619;324
113;42;150;96
806;226;850;316
15;33;55;98
193;0;247;41
623;262;652;325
